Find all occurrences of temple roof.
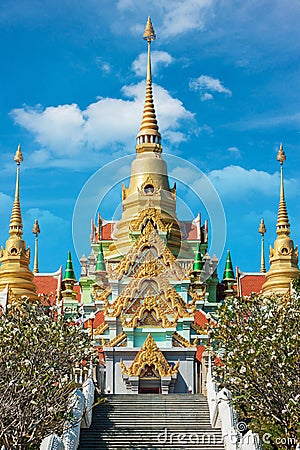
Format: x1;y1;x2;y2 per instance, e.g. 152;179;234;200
34;268;62;305
236;270;266;296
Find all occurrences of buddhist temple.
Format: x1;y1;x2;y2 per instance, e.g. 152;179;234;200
0;17;298;398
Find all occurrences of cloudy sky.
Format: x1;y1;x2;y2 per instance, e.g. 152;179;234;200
1;0;300;277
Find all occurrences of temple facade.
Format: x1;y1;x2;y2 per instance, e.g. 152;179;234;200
0;17;299;396
77;17;223;394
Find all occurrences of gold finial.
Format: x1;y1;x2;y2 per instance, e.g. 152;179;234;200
258;218;266;273
32;219;40;237
9;145;24;236
14;144;24;165
258;218;266;236
32;219;40;274
276;143;290;235
277;143;286;165
136;17;161;151
143;16;156;42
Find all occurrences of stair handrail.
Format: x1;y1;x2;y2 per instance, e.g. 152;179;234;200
206;352;261;450
40;372;95;450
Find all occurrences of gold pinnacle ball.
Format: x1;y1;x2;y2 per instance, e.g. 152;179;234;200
32;219;40;236
14;144;24;165
258;218;266;235
277;143;286;165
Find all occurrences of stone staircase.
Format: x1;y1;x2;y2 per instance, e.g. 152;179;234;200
78;394;224;450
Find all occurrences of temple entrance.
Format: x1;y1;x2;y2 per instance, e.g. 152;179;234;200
138;379;161;394
139;386;161;394
139;364;161;394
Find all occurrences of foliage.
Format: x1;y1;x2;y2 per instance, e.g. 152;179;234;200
0;297;94;450
212;291;300;449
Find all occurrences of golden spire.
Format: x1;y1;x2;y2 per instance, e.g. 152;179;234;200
32;219;40;274
276;144;290;236
262;145;299;294
136;16;161;151
9;145;24;237
258;218;266;273
0;146;37;300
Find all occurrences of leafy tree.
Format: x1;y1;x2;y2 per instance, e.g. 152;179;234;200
0;297;94;450
212;290;300;449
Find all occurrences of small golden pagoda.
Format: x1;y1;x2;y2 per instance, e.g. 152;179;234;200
262;145;299;293
0;146;37;300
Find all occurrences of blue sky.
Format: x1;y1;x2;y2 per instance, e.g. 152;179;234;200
1;0;300;278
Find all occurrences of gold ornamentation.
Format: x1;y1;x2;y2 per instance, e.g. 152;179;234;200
130;208;171;233
92;285;111;302
94;322;109;335
107;332;127;347
191;323;209;335
105;273;195;328
138;176;160;195
112;221;186;280
172;331;192;348
122;295;174;328
120;334;179;377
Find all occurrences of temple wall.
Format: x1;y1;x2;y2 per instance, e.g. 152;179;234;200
104;347;196;394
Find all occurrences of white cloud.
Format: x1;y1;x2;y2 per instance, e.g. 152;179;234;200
207;165;298;199
96;57;111;74
228;147;241;157
201;93;213;101
117;0;216;37
132;51;173;77
11;82;194;169
25;208;65;225
0;192;12;221
170;164;299;201
189;75;232;101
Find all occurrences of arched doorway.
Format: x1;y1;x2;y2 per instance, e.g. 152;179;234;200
138;364;161;394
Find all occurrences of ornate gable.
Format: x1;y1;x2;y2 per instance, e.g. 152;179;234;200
120;334;180;377
112;221;187;281
103;274;195;327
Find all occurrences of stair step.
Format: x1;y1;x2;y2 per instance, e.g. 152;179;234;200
78;394;224;450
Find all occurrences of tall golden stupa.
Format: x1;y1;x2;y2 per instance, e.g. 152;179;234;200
0;146;37;300
262;144;299;293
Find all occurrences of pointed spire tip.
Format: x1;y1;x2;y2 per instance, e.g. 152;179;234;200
277;143;286;165
14;145;24;165
143;16;156;41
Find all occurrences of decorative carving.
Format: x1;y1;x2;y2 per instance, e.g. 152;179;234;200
172;331;192;348
130;208;171;233
139;176;160;195
120;334;180;377
94;322;109;335
112;221;187;280
122;295;174;328
191;323;209;335
106;332;127;347
140;364;160;378
92;285;111;303
104;274;195;327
